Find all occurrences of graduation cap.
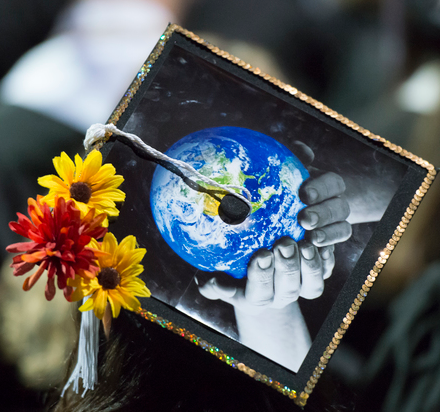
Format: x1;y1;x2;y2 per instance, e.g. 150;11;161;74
6;25;437;408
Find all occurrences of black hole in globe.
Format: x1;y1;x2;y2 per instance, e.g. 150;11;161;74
218;194;250;225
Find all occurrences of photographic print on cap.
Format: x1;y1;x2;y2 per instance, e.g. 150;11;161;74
98;25;435;405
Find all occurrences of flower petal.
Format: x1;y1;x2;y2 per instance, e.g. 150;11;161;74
116;249;146;274
92;289;108;320
80;150;102;183
74;154;84;181
45;277;56;300
119;263;144;279
88;198;119;208
11;260;35;277
21;250;47;263
22;262;47;291
121;277;151;298
95;206;119;219
64;285;73;301
53;152;75;184
88;164;117;187
6;241;37;254
124;283;151;298
98;233;117;267
113;235;136;267
92;176;125;192
107;292;122;318
38;192;58;208
79;296;95;312
38;174;70;192
71;284;93;302
72;200;91;216
117;288;141;312
91;188;125;202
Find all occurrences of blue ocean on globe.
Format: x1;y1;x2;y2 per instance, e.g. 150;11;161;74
150;126;309;278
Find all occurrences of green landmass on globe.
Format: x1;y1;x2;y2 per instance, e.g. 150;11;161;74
150;126;309;278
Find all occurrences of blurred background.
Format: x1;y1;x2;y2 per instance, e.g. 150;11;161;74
1;0;440;411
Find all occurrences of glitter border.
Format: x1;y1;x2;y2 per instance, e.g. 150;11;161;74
103;24;437;407
106;23;436;175
295;168;437;407
137;308;298;400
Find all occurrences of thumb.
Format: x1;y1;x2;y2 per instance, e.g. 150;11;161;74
196;277;237;301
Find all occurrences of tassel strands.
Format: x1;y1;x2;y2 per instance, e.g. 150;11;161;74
62;297;100;397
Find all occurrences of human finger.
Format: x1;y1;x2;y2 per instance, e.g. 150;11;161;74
197;276;238;302
245;249;275;306
298;242;324;300
272;237;301;308
299;172;346;205
319;245;335;280
305;221;352;247
298;197;350;230
292;141;315;167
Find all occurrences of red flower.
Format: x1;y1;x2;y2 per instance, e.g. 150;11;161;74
6;196;108;301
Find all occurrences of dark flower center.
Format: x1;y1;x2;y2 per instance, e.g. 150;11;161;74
70;182;92;203
98;267;121;289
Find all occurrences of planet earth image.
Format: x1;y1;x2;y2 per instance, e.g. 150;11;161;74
150;126;309;279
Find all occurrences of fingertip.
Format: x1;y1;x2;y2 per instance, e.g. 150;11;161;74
298;210;320;231
273;237;297;259
336;173;346;193
346;221;353;238
306;211;319;228
305;228;326;247
299;184;319;205
307;188;319;203
278;244;296;259
198;277;237;301
197;278;216;300
320;246;336;280
212;278;237;298
257;255;273;269
249;248;273;271
315;230;326;243
307;221;352;247
320;247;331;260
335;221;353;243
292;141;314;166
300;242;316;260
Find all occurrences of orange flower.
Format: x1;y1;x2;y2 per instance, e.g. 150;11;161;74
6;196;108;301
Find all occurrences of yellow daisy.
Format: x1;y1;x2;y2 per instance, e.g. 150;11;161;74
68;233;151;319
38;150;125;226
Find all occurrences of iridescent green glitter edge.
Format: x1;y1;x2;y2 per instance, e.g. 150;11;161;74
108;25;175;125
137;308;298;401
101;24;437;409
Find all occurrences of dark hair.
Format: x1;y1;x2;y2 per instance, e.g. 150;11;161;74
49;310;352;412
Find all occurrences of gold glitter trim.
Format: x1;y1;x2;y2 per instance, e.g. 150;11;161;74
298;169;437;405
171;27;435;171
137;308;297;401
106;23;435;173
103;24;438;407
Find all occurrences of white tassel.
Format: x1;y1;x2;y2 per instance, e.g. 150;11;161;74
62;297;100;397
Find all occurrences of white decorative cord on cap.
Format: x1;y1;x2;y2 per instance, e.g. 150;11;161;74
84;123;252;210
